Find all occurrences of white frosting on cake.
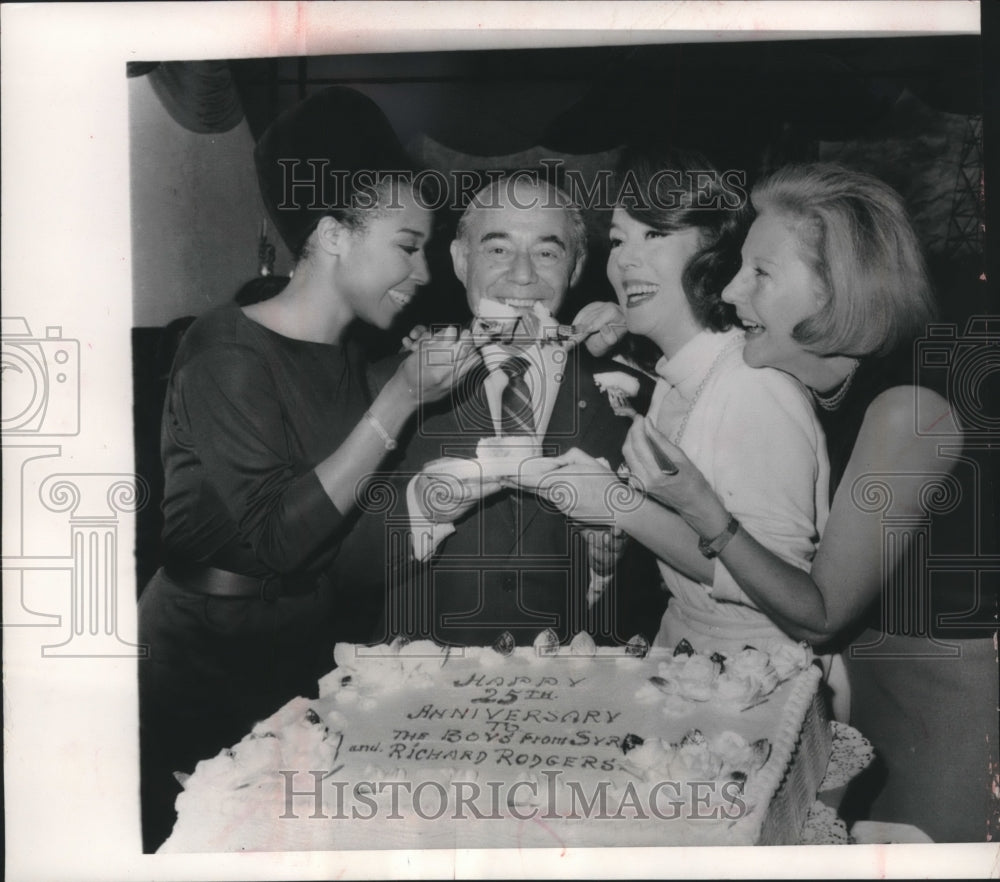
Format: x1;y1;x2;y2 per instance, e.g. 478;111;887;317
474;435;541;462
593;371;641;398
472;297;529;342
416;438;548;485
161;697;345;853
472;298;558;344
477;297;522;321
451;436;545;480
160;637;828;852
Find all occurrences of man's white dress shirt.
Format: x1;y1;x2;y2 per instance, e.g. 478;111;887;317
407;335;571;561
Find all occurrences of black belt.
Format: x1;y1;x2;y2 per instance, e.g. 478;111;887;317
164;560;318;602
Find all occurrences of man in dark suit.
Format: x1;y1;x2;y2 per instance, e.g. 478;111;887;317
376;175;660;647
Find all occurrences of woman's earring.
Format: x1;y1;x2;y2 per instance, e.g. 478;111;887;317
257;219;276;278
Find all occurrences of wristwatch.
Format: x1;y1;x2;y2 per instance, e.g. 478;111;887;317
698;514;740;559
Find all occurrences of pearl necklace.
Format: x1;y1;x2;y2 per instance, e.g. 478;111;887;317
811;358;861;412
672;337;744;445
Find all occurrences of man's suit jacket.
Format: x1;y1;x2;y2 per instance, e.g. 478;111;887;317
374;344;662;647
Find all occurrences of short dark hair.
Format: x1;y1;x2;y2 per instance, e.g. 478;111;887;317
614;146;749;332
752;163;937;357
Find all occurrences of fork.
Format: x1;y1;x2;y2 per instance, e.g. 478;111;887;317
606;388;638;418
553;322;627;345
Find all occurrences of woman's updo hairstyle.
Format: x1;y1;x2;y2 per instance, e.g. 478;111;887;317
613;146;750;332
254;87;415;262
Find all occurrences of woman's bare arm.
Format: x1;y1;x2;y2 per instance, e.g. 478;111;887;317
638;385;961;643
720;386;958;640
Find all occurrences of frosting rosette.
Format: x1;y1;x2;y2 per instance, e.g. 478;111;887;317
767;641;813;681
593;371;641;398
643;639;810;709
623;728;769;789
176;697;342;803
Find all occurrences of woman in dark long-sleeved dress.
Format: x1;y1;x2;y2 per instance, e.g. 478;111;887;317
138;87;477;851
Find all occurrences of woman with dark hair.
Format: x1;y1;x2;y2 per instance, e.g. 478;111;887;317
618;162;995;841
517;147;830;657
137;87;477;851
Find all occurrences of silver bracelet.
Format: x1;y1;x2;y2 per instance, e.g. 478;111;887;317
697;514;740;559
364;410;398;451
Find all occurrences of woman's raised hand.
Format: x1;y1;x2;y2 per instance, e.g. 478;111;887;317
623;416;723;526
399;325;481;404
400;324;430;353
410;457;505;524
571;301;627;356
510;448;633;525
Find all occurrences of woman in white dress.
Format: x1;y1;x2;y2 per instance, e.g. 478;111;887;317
607;162;993;842
516;147;831;659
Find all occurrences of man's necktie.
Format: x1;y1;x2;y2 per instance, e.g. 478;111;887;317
499;356;536;436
